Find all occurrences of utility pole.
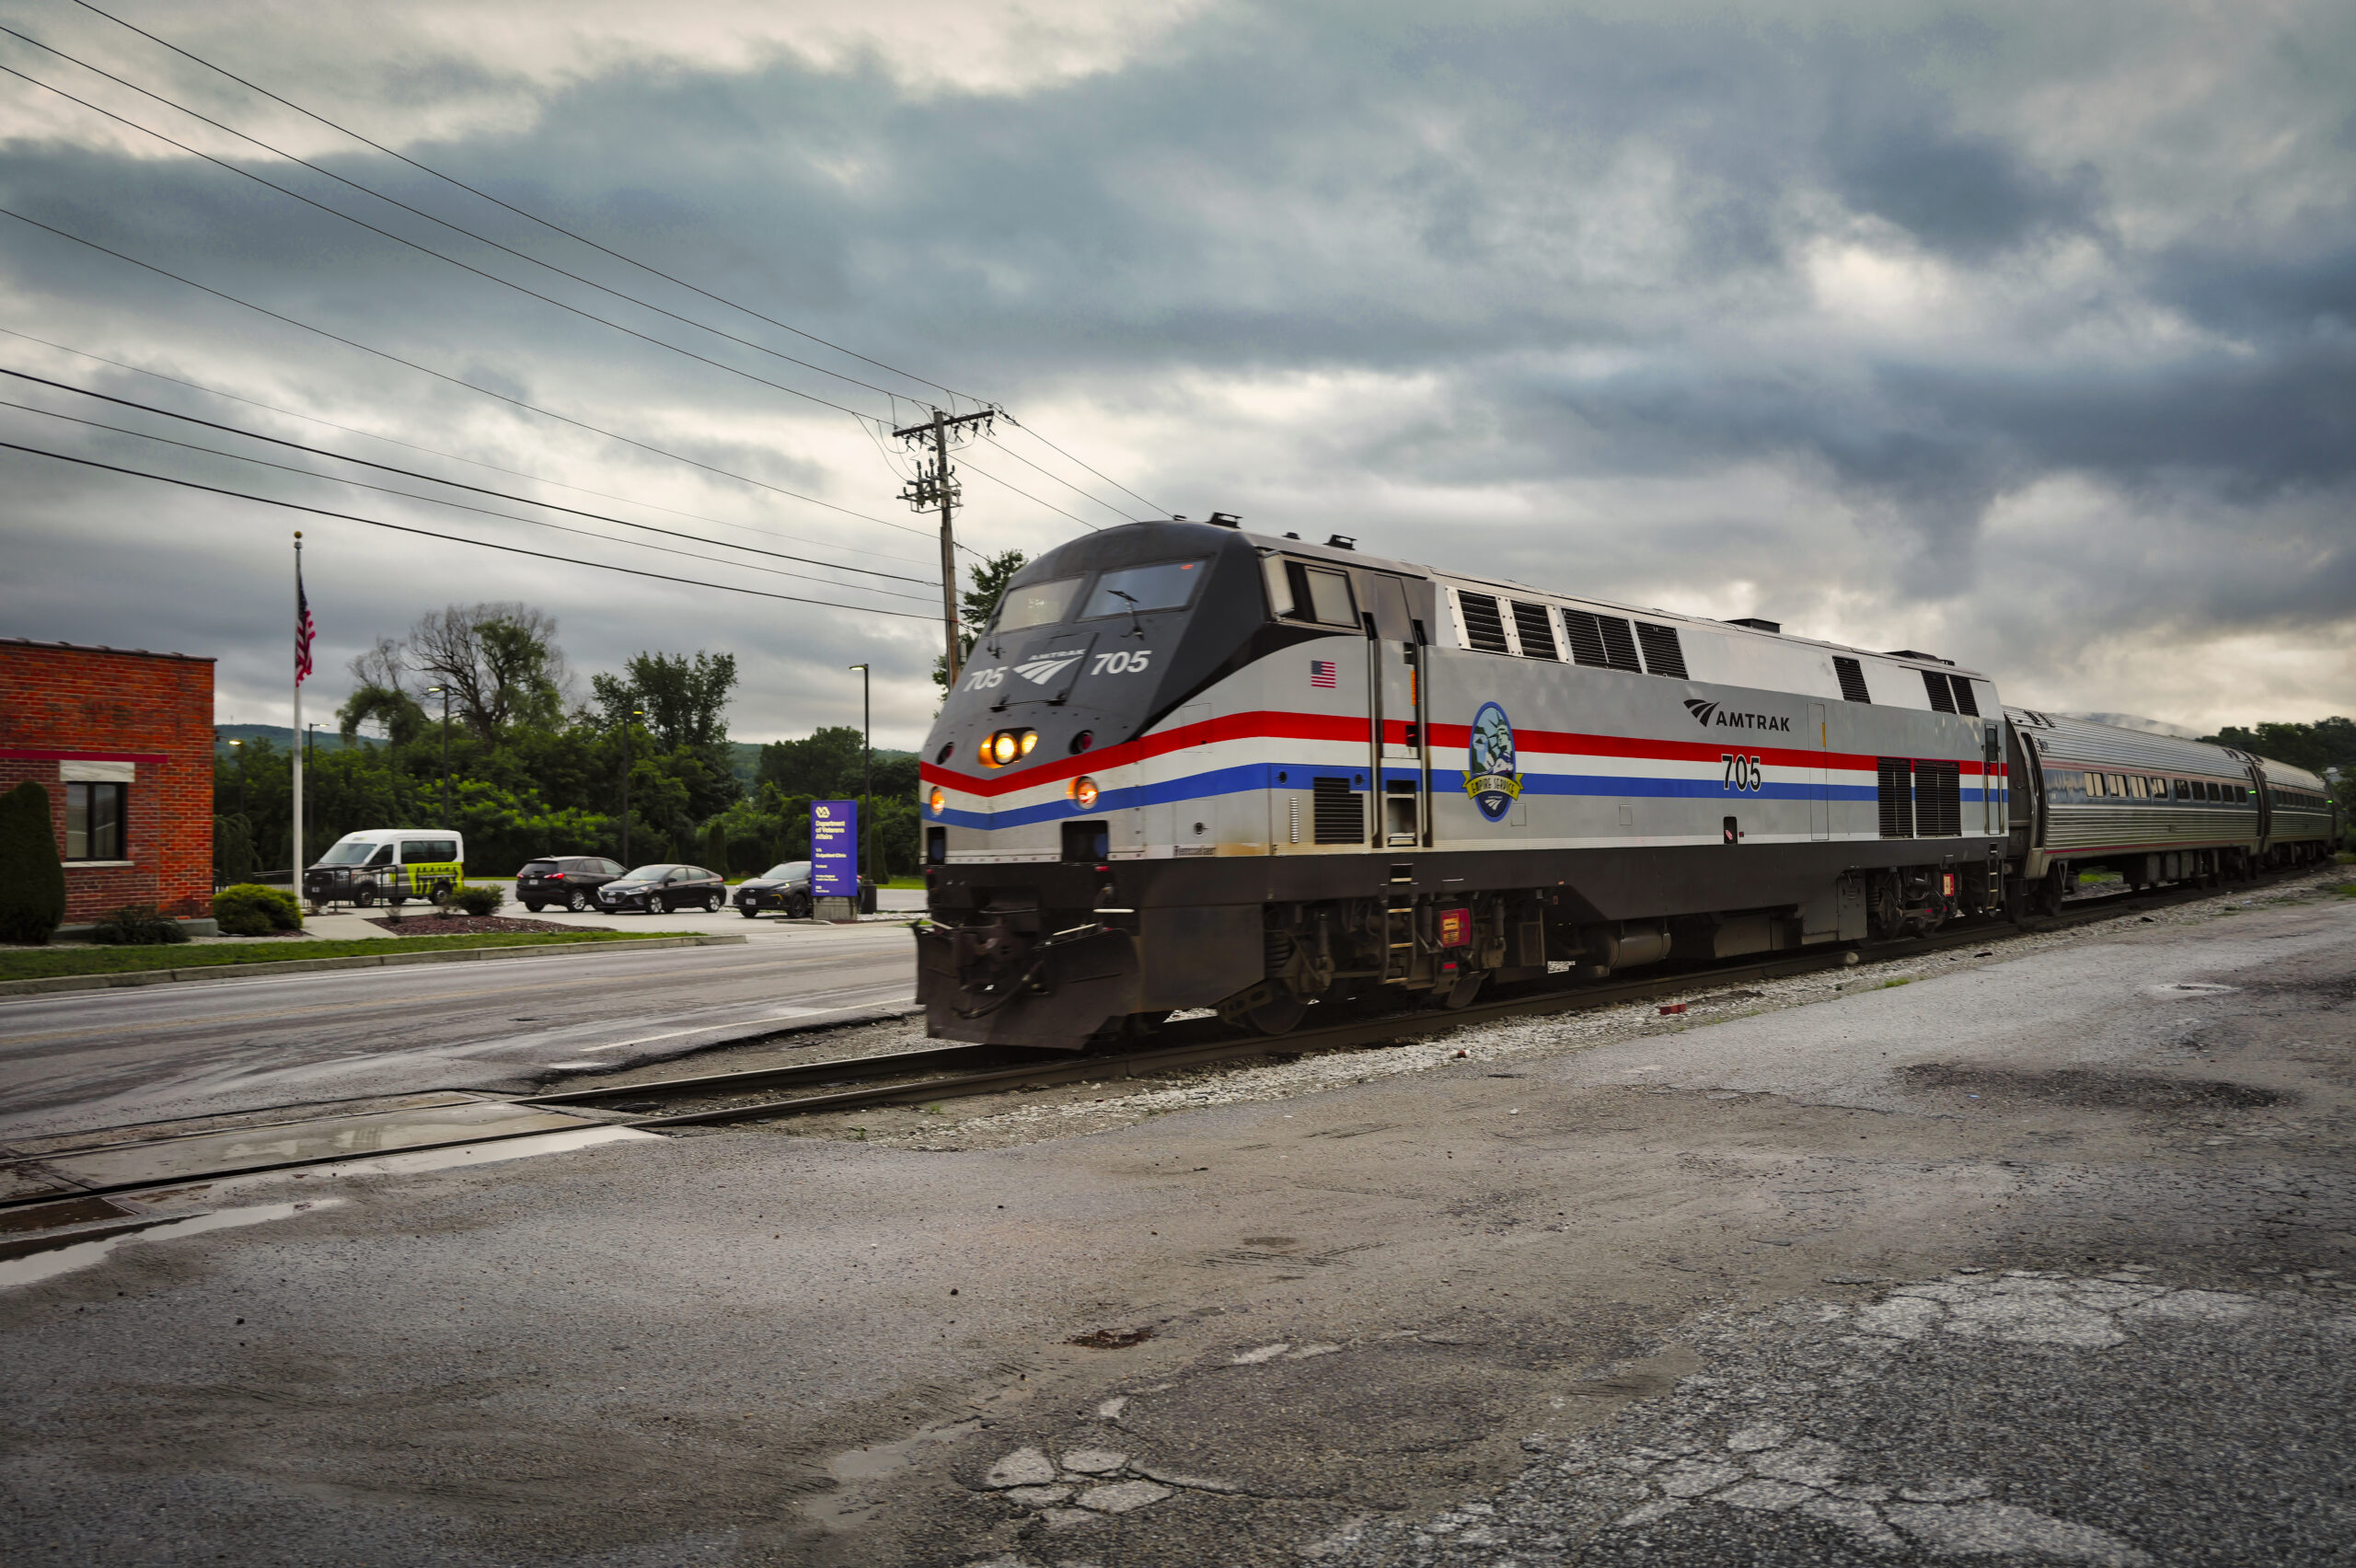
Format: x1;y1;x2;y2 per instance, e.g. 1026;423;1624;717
893;406;995;686
618;693;642;865
849;663;871;892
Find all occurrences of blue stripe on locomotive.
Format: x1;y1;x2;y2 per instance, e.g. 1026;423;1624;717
936;761;1987;830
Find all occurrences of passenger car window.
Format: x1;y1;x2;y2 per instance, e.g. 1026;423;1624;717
402;838;457;863
993;575;1085;632
1080;560;1207;619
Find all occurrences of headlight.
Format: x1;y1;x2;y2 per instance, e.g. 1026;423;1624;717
929;787;947;816
1071;775;1100;810
989;732;1020;766
1019;730;1039;755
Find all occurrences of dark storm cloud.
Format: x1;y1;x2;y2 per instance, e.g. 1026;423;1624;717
3;0;2352;735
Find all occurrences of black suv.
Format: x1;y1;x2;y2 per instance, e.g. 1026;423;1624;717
596;864;728;915
733;861;814;919
516;856;627;912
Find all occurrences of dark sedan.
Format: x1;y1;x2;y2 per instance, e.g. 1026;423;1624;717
515;856;628;912
733;861;813;919
595;864;727;915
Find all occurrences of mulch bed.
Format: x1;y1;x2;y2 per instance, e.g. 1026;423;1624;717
362;915;614;935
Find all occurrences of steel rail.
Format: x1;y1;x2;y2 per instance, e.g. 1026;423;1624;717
570;869;2287;1129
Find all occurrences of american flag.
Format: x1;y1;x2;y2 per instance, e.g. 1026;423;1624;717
295;562;316;685
1309;658;1336;688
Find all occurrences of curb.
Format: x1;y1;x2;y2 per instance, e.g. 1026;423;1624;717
0;933;751;998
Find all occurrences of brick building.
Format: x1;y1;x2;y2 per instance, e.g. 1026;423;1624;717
0;639;216;924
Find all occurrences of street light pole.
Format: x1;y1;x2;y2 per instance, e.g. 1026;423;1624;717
849;663;871;889
424;686;452;828
227;737;245;819
618;693;643;865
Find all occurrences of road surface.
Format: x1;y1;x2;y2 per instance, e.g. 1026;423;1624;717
0;918;917;1139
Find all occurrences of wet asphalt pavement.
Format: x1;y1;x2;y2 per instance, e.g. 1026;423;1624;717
0;917;916;1139
0;876;2350;1566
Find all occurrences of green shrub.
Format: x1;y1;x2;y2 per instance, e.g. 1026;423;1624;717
0;781;68;945
449;883;505;917
213;882;303;937
88;904;190;945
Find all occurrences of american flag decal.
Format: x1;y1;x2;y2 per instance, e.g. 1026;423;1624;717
1309;659;1337;688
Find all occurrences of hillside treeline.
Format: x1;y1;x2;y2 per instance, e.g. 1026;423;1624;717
214;603;919;880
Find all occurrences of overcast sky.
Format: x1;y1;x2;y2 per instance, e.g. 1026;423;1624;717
1;0;2350;748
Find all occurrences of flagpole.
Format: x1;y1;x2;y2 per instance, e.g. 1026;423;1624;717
292;531;304;894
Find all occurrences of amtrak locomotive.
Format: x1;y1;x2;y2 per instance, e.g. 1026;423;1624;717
914;519;2339;1049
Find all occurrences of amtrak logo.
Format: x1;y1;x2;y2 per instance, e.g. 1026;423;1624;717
1464;701;1522;822
1014;648;1087;686
1684;697;1792;732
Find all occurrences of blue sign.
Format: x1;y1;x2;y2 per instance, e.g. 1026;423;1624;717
811;799;860;896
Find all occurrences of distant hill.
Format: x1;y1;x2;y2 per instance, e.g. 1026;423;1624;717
729;740;916;790
214;723;360;755
2063;711;2202;740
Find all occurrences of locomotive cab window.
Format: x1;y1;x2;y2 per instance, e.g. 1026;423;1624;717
1265;558;1357;627
1080;559;1207;619
994;575;1086;632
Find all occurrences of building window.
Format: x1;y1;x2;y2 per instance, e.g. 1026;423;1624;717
66;781;127;860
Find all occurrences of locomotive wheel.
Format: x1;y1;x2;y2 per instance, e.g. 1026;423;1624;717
1243;994;1308;1035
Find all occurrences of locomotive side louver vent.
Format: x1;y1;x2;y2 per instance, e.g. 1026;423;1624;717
1511;601;1558;660
1635;622;1687;679
1923;670;1958;713
1311;778;1363;843
1914;760;1961;836
1951;677;1981;717
1561;608;1611;667
1834;656;1872;704
1458;593;1510;654
1877;757;1914;838
1596;616;1643;672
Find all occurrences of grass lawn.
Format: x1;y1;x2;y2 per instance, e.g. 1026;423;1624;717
0;929;706;983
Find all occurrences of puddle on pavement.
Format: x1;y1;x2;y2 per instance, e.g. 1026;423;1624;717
237;1124;658;1185
17;1101;604;1194
0;1200;344;1292
0;1193;133;1234
810;1419;982;1529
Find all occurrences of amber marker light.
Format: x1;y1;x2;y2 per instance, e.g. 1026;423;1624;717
1071;776;1101;809
929;787;946;816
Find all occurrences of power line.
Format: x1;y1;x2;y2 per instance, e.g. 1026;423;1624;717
54;0;1171;519
0;203;966;549
0;29;933;410
64;0;980;407
999;411;1168;516
955;455;1105;532
0;323;933;568
976;428;1142;523
0;60;895;425
0;364;940;588
0;436;941;619
0;394;941;605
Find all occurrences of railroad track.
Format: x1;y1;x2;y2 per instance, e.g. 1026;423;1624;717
0;867;2320;1219
513;869;2280;1129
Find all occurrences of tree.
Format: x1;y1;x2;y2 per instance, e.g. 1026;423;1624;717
405;603;572;737
932;548;1028;690
337;683;428;746
756;725;867;798
598;651;737;753
0;781;68;943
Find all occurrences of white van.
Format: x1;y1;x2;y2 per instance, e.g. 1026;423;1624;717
303;829;467;907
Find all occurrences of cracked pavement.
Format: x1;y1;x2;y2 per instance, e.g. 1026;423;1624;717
2;881;2351;1565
